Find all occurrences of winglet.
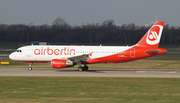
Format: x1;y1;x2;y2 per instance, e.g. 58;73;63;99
136;21;165;48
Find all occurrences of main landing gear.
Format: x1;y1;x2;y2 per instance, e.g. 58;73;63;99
78;65;89;71
77;61;89;71
28;62;33;71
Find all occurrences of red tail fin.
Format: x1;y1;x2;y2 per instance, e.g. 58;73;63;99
136;21;165;48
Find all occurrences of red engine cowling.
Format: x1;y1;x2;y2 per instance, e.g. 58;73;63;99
51;59;73;69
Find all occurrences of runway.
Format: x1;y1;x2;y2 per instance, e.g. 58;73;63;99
0;68;180;78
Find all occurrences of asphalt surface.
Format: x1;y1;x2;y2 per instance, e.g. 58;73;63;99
0;68;179;78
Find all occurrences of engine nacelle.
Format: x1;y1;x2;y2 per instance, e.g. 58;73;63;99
51;59;73;69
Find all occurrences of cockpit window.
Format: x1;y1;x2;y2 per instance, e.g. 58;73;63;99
16;50;22;52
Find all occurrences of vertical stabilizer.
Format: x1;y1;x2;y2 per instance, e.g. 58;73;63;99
136;21;164;48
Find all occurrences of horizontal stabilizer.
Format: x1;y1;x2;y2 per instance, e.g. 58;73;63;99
145;50;161;54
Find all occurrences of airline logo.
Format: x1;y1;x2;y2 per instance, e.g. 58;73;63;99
146;25;163;45
149;31;158;40
34;47;75;55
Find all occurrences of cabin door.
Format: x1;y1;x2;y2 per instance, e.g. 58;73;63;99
26;48;31;57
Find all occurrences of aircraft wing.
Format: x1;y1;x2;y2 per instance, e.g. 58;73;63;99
67;54;90;62
53;53;92;63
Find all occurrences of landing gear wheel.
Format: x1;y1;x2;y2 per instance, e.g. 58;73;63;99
78;66;83;72
28;67;32;71
83;66;89;71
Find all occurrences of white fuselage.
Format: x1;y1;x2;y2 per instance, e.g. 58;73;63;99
9;45;132;62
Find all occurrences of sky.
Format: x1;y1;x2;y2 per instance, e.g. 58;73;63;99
0;0;180;26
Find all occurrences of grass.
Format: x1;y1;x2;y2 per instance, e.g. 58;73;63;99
163;47;180;52
0;45;21;49
145;53;180;60
0;51;13;54
0;77;180;103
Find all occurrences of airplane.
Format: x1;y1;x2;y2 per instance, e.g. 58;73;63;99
9;21;167;71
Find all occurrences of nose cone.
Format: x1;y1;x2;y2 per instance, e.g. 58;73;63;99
9;52;16;60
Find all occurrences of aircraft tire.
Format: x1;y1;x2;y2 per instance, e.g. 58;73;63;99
28;67;32;71
83;66;89;71
78;67;83;72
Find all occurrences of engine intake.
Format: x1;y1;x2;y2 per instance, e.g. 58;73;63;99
51;59;73;69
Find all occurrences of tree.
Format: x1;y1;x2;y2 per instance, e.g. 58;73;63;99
102;20;115;29
52;17;68;29
127;23;135;30
0;24;8;31
121;24;127;30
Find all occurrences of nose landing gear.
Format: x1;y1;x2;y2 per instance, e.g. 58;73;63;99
28;62;33;71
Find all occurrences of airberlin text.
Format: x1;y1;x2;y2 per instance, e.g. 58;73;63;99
34;47;75;55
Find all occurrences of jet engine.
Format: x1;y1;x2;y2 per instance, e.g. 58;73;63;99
51;59;74;69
